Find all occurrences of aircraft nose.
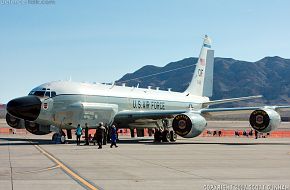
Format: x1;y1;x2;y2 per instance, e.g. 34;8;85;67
6;96;41;121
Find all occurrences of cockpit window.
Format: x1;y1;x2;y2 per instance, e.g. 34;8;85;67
33;91;46;96
45;91;50;97
51;91;56;97
28;90;57;98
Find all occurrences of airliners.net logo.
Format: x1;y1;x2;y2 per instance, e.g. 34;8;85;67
1;0;55;5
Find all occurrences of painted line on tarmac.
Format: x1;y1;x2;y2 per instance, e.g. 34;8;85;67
33;144;100;190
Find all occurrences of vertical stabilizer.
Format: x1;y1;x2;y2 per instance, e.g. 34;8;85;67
185;35;214;97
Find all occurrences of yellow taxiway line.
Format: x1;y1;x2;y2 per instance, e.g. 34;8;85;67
34;144;99;190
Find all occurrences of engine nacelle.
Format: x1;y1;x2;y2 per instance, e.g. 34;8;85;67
25;121;51;135
6;113;25;129
172;113;207;138
249;109;281;133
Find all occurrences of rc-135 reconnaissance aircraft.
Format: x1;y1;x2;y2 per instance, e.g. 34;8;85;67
6;35;290;143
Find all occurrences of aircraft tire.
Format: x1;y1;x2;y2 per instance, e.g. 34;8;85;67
52;133;58;142
154;130;162;142
60;135;66;144
170;131;177;142
162;130;170;142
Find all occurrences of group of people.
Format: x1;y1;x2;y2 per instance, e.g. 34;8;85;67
235;129;255;138
206;130;222;137
75;122;118;149
234;129;270;139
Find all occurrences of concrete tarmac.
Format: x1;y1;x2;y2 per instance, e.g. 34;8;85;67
1;134;290;190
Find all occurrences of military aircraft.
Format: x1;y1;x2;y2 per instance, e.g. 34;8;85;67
6;35;290;143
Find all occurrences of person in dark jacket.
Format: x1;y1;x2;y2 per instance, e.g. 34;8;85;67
103;123;108;145
110;125;118;148
96;122;105;149
254;130;258;139
84;123;89;145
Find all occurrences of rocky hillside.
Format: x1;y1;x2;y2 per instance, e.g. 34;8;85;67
118;56;290;107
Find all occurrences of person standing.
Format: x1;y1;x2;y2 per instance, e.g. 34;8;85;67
103;123;108;145
96;122;105;149
110;125;118;148
84;123;89;145
76;124;82;146
254;130;258;139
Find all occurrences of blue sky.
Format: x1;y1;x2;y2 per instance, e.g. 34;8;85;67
0;0;290;103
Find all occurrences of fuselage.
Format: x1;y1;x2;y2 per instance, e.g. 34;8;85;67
29;80;209;128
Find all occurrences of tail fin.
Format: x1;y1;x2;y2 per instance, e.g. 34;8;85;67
185;35;214;97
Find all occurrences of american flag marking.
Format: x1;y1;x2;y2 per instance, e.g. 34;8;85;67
200;58;206;66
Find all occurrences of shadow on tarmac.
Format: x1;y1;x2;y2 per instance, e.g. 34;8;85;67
1;136;290;146
119;138;290;146
0;137;56;146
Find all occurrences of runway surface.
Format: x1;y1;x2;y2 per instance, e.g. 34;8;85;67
1;134;290;190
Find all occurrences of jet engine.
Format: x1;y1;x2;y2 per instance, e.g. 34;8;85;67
249;109;281;133
172;113;207;138
24;121;51;135
6;113;25;129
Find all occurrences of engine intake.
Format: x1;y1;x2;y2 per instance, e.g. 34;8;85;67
6;113;24;129
249;109;281;133
25;121;51;135
172;113;207;138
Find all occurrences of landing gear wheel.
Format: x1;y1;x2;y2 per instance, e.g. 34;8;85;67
52;132;66;144
60;135;66;144
170;131;177;142
154;129;162;142
162;130;170;142
52;133;58;142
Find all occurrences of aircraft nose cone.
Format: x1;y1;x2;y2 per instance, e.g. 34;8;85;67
7;96;41;121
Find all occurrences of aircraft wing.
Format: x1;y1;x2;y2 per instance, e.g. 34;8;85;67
200;107;260;117
202;95;263;107
199;106;290;117
115;105;290;122
115;110;188;120
271;106;290;112
114;109;191;128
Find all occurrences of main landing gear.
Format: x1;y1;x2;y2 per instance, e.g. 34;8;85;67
154;129;177;142
154;119;177;143
52;129;66;144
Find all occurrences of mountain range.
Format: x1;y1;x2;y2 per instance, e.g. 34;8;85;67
118;56;290;107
